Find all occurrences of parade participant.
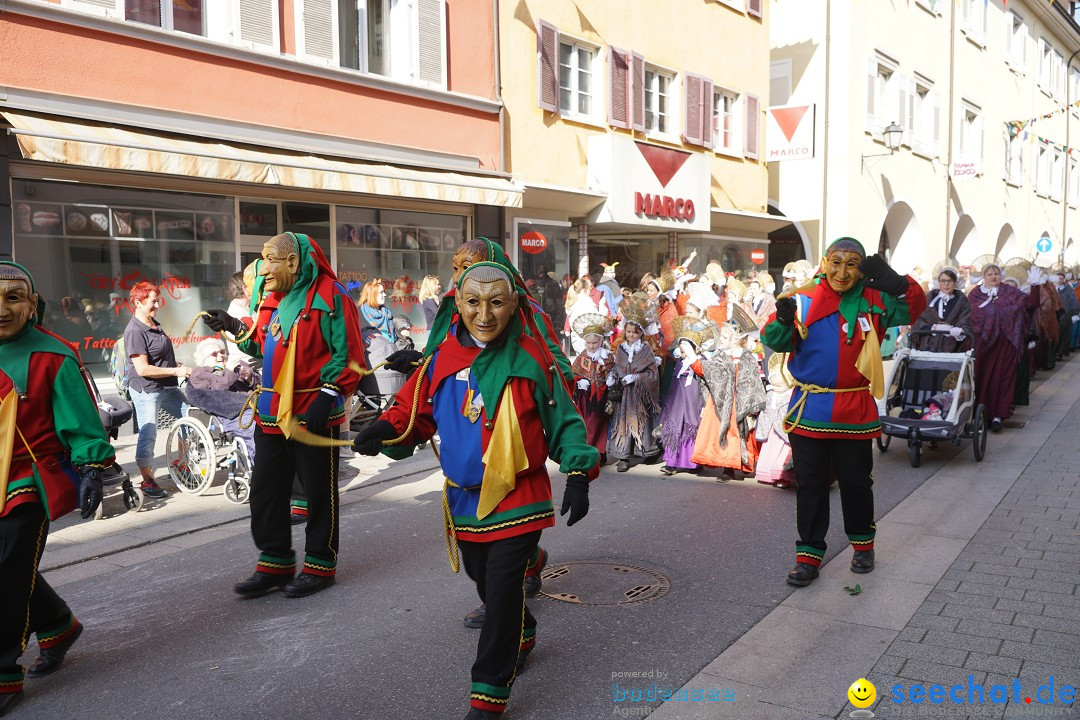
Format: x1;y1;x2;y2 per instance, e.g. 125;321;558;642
606;299;661;472
642;272;676;354
596;262;622;314
1055;272;1079;360
761;238;926;586
352;261;599;720
910;268;972;352
1;261;115;715
968;264;1043;432
203;232;364;599
571;314;614;464
659;317;709;476
754;352;796;488
565;277;609;354
1032;269;1060;371
745;279;777;328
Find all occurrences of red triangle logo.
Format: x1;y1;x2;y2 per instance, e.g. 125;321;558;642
771;106;809;143
635;142;692;188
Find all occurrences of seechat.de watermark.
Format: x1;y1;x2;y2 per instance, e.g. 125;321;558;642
891;676;1076;707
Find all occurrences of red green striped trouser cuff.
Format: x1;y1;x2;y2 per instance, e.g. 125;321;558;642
795;545;825;567
524;546;547;578
0;673;23;695
291;499;309;517
471;682;510;714
302;554;336;577
519;626;536;653
256;552;296;575
848;532;875;552
37;613;80;650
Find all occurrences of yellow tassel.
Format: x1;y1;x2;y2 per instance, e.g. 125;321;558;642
855;321;885;399
274;334;299;439
477;387;529;519
0;390;17;514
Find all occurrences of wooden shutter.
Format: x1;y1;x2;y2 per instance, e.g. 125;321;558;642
701;78;714;149
609;46;630;129
298;0;337;62
683;74;704;146
537;20;559;113
238;0;277;49
631;52;646;132
932;89;942;159
747;0;763;18
417;0;446;86
866;58;877;133
975;112;984;175
744;93;760;159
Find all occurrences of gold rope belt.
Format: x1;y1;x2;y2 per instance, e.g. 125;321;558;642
441;477;464;574
782;381;870;434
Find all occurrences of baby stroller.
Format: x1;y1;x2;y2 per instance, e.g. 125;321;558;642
80;366;144;518
165;383;254;504
350;324;408;432
877;333;988;468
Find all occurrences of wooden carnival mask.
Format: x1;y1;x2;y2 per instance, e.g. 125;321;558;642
455;265;518;344
260;235;301;294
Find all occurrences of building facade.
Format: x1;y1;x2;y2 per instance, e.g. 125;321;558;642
497;0;784;293
0;0;515;376
771;0;1080;281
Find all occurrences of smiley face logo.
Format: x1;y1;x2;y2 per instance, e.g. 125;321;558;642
847;678;876;709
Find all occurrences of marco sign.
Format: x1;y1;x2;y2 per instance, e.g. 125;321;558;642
766;104;815;161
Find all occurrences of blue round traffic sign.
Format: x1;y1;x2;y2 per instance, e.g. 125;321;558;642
1036;237;1053;253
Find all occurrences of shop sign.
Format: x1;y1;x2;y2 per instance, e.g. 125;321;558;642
949;162;977;181
520;231;548;254
766;104;815;162
750;249;766;265
587;134;710;232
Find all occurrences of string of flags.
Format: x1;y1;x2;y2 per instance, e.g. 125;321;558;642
1006;102;1080;140
1006;121;1080;156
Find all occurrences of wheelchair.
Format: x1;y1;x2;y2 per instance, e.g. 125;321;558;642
165;387;254;504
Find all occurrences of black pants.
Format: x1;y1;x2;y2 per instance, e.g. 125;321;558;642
460;531;540;714
250;425;340;577
0;503;72;691
789;434;875;562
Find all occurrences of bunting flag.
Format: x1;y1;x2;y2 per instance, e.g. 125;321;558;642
0;390;18;515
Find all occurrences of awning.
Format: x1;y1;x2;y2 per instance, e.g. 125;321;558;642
710;207;794;234
2;110;522;208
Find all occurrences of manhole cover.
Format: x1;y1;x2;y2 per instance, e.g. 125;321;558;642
538;562;670;606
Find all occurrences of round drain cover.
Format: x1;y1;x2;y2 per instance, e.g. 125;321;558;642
538;562;670;606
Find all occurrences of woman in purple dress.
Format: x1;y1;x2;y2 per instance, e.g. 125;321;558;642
968;265;1044;431
659;318;709;476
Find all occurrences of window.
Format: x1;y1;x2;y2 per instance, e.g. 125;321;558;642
558;39;598;118
712;88;741;155
1037;38;1065;96
1036;144;1051;195
957;101;983;172
1004;128;1024;185
1004;10;1026;71
770;60;791;106
125;0;204;35
960;0;987;44
1052;147;1065;201
644;66;676;137
911;76;940;158
1053;48;1066;99
865;53;899;136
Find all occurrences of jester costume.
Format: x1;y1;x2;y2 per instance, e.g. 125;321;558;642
234;233;364;585
1;262;114;708
369;262;599;718
761;239;925;573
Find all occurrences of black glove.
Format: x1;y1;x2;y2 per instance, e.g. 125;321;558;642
560;472;590;527
305;390;336;434
385;349;424;376
859;254;909;296
775;297;797;326
203;309;245;336
78;466;104;520
353;419;398;456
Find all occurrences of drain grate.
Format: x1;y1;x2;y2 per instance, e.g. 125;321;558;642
537;561;670;606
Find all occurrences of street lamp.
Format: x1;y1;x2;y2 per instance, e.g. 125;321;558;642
862;122;904;170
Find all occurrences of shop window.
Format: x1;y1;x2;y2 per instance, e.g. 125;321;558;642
335;205;466;343
11;180;235;379
282;202;331;258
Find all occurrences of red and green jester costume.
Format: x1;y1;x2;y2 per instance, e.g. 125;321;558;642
369;263;599;718
233;233;364;583
1;261;114;706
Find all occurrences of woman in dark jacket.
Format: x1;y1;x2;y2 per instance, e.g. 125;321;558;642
417;275;442;329
910;268;973;352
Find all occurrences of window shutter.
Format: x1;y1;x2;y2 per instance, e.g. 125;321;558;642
895;74;910;146
747;0;762;18
298;0;337;62
69;0;122;16
975;112;984;174
932;89;942;159
238;0;277;49
609;46;630;129
744;93;760;159
537;20;559;113
683;73;704;146
631;52;646;132
1003;128;1011;181
416;0;446;86
1038;38;1046;87
866;58;877;134
701;78;714;149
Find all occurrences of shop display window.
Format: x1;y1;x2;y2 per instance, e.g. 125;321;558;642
11;180;235;380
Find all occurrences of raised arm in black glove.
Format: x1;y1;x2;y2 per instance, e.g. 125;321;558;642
774;296;797;326
305;390;336;434
78;466;104;520
384;349;424;376
353;419;398;455
203;308;246;336
858;254;909;296
560;471;590;526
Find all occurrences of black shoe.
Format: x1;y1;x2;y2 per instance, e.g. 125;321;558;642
523;549;548;598
234;572;292;598
463;709;501;720
516;646;533;674
290;512;307;525
27;622;83;678
463;604;486;629
0;691;24;717
643;453;662;465
660;465;676;476
786;562;819;587
616;460;630;472
851;549;875;574
991;418;1003;433
284;572;335;598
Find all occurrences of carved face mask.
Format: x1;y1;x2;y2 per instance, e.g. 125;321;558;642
451;248;486;286
456;271;517;344
260;239;300;293
0;279;38;341
824;250;863;294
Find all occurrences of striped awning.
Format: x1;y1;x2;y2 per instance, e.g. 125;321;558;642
2;110;522;208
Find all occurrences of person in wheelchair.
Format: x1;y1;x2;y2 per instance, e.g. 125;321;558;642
186;338;257;461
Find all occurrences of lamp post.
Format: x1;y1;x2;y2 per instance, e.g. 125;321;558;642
861;122;904;170
1061;47;1080;269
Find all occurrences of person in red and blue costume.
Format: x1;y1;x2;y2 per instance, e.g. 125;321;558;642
761;238;926;587
353;260;598;720
0;261;115;717
204;232;364;600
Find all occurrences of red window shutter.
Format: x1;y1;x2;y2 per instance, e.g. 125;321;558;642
537;19;559;113
609;46;630;129
701;78;714;149
748;0;762;18
745;93;760;159
683;73;704;146
631;52;646;131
